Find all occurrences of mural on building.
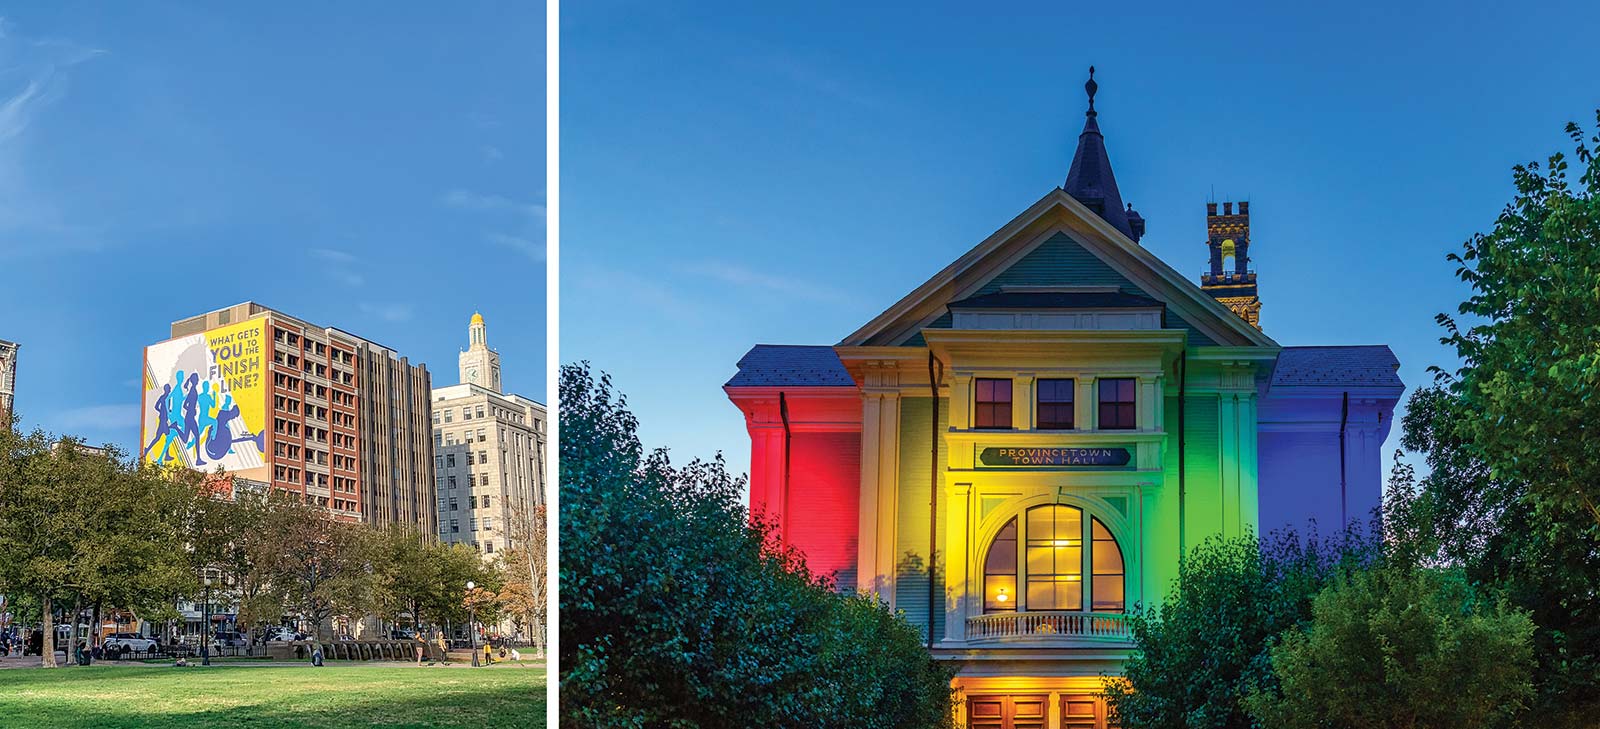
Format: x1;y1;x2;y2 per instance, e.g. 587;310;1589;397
141;319;268;471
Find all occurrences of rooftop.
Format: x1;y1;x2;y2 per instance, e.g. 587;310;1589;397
1270;345;1403;389
726;345;854;388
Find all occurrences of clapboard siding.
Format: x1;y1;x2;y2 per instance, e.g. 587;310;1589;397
894;396;948;637
787;431;861;591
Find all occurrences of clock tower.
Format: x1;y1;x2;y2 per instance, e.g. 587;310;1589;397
458;312;502;393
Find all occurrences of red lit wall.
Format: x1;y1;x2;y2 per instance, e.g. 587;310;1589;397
786;431;860;585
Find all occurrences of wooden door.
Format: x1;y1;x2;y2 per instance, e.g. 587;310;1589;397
968;694;1048;729
1060;694;1111;729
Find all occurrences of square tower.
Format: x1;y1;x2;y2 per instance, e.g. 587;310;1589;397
1200;201;1262;328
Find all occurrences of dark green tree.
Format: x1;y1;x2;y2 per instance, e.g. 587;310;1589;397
1432;110;1600;528
1385;110;1600;726
1102;530;1375;729
559;362;953;728
1244;565;1535;729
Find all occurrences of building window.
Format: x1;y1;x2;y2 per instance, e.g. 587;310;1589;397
1036;378;1075;430
1091;518;1125;611
1097;378;1137;430
1026;505;1082;610
982;505;1125;614
974;378;1013;429
983;517;1018;613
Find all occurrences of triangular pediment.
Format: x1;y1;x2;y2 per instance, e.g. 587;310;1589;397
839;188;1279;349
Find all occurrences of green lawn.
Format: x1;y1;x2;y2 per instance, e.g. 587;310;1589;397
0;663;546;728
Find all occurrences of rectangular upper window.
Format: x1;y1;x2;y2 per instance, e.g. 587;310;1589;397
1036;378;1075;430
1098;378;1137;430
974;378;1013;429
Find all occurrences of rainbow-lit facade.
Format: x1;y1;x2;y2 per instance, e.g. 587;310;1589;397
725;73;1402;728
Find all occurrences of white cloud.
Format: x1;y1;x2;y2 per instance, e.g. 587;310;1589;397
441;188;545;219
487;232;544;261
359;302;413;322
52;403;138;432
677;260;857;305
310;247;357;263
309;248;365;285
440;188;545;265
0;20;108;256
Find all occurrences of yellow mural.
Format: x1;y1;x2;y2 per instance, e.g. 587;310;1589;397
140;319;268;472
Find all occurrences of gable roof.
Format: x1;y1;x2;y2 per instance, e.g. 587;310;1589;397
1270;346;1403;389
725;344;853;388
839;188;1280;350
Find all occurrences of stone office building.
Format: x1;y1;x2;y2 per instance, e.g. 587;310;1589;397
0;338;16;426
725;72;1403;728
432;313;548;555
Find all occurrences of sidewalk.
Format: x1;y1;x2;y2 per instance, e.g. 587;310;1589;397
0;653;547;670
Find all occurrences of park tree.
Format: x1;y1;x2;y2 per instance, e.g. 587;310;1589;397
269;499;374;640
560;363;954;728
1244;565;1535;729
0;428;193;667
496;502;547;653
1432;110;1600;528
1383;110;1600;726
1103;530;1375;729
370;526;496;635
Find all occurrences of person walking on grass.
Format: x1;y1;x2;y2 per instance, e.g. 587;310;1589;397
414;634;426;666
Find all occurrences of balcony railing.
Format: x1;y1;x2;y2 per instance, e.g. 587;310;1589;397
966;611;1132;642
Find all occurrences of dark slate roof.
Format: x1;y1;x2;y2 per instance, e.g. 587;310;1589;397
1270;346;1404;389
1063;69;1141;242
726;345;855;388
948;290;1163;310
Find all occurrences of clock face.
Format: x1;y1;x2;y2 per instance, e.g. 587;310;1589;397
467;367;479;380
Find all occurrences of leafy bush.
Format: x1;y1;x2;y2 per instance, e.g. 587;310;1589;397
1103;528;1375;729
559;363;953;728
1245;565;1535;729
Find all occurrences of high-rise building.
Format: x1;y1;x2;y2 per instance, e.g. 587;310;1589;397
0;338;17;426
432;313;546;555
141;302;436;533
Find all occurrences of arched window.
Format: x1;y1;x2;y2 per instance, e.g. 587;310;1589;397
1220;238;1237;268
982;505;1126;614
983;517;1017;612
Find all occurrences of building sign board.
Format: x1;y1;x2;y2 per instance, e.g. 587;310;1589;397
978;446;1132;468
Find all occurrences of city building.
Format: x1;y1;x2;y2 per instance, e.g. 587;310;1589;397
0;337;17;425
432;313;547;555
141;302;436;533
724;71;1403;728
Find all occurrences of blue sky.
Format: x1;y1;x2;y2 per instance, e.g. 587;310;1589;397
0;3;545;452
562;0;1600;481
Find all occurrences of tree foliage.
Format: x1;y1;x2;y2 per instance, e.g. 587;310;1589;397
1245;565;1535;729
1383;110;1600;727
559;362;954;728
1103;530;1376;729
1432;109;1600;528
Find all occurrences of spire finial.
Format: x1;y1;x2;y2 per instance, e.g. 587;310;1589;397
1085;66;1098;115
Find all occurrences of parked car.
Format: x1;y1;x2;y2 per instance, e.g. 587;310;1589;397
213;630;248;648
265;627;304;642
388;629;417;640
103;633;159;656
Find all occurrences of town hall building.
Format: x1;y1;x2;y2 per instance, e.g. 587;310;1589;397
724;70;1403;729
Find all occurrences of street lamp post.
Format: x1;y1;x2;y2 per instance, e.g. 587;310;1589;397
201;571;211;667
467;581;478;668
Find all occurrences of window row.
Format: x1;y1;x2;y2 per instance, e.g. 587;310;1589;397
973;377;1137;430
